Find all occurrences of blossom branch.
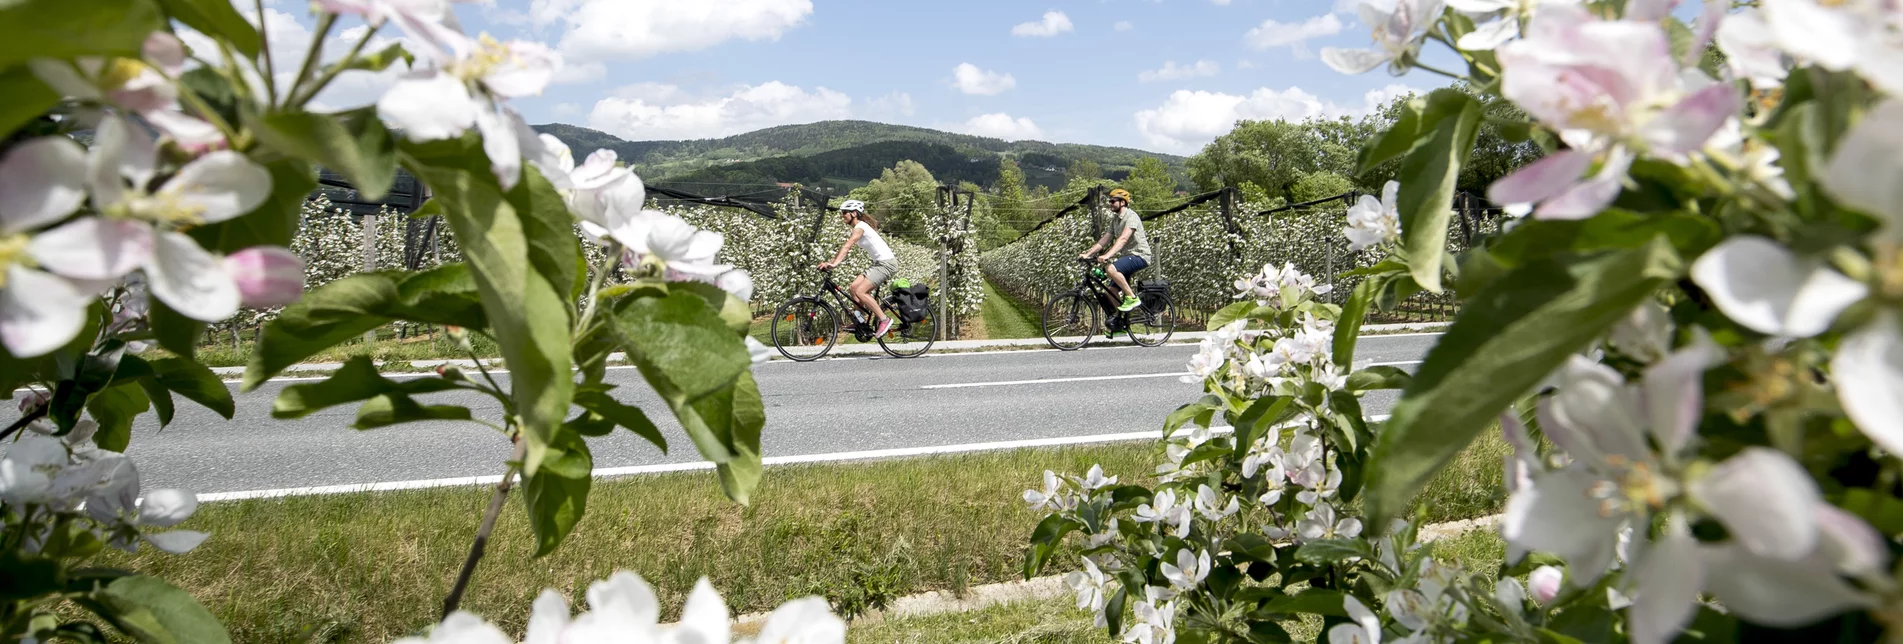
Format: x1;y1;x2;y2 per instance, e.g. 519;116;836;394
285;13;338;108
291;22;375;108
442;433;526;619
255;0;278;104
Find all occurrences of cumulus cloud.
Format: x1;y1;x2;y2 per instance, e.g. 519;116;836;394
1333;0;1361;13
868;92;917;118
1114;20;1134;31
1245;13;1344;56
530;0;813;63
1133;84;1422;153
180;8;411;111
952;63;1016;95
961;113;1044;140
1012;11;1073;37
553;62;606;85
587;81;851;141
1139;60;1220;83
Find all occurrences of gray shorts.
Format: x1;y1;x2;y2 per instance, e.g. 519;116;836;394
861;260;899;288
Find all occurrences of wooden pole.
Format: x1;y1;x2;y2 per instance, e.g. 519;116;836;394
362;212;378;345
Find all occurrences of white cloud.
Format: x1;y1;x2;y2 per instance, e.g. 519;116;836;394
1114;20;1134;31
553;62;606;85
587;81;851;140
553;102;583;119
1139;60;1220;82
1012;11;1074;37
530;0;813;63
1245;13;1344;55
1134;84;1421;153
1333;0;1361;14
610;81;689;104
952;63;1016;95
1211;0;1233;4
868;92;916;118
1237;59;1258;70
961;113;1044;140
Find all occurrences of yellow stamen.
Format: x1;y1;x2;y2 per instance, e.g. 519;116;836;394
0;234;31;288
99;58;151;90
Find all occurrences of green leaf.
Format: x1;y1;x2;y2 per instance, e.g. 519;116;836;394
189;159;317;254
525;430;592;556
155;0;260;58
1023;514;1081;578
88;575;231;644
137;377;174;427
672;281;751;335
272;356;458;420
84;383;148;452
1230;396;1290;460
409;142;573;473
51;336;125;431
1334;275;1390;367
1396;89;1483;293
247;108;396;201
353;394;473;430
689;372;766;504
1257;589;1350;617
1294;539;1372;566
1358;97;1426;175
1346;366;1412;392
148;301;204;362
1364;238;1682;525
0;66;59;139
1839;488;1903;535
0;0;163;68
1486;210;1721;270
178;68;239;132
329;42;412;74
611;290;749;402
148;358;232;419
1165;395;1222;436
1206;301;1255;331
572;386;667;452
244;265;485;389
505;166;581;308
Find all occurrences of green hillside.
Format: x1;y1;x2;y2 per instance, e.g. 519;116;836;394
532;120;1188;192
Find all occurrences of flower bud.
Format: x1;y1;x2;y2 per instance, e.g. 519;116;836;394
225;247;305;308
1528;566;1563;604
18;391;50;415
437;364;467;382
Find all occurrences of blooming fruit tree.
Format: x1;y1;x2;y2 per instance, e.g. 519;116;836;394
0;0;843;641
1030;0;1903;641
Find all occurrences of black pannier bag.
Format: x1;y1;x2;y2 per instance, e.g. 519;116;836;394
892;283;931;323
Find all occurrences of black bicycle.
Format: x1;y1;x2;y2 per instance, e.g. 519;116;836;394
770;268;938;361
1042;258;1175;350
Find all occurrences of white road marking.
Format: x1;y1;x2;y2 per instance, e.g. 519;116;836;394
920;372;1187;390
1366;360;1423;368
197;413;1394;502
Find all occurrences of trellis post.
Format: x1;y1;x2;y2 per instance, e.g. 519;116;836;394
1220;186;1241;268
361;212;378;345
934;185;951;342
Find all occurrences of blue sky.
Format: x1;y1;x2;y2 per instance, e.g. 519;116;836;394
255;0;1476;154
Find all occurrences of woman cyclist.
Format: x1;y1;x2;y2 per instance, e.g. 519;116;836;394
816;199;899;337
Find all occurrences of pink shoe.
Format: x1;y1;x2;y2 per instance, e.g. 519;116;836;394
875;318;894;336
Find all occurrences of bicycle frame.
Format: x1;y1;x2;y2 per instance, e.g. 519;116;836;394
1070;264;1131;326
807;271;885;339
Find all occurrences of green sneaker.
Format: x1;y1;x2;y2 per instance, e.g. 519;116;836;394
1117;295;1141;312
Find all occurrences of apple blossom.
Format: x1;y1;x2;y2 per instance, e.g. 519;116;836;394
1134;489;1192;538
377;16;559;189
224;247;306;308
1161;549;1210;590
1714;8;1790;88
1322;0;1446;76
0;137;97;356
1344;181;1402;251
1689;236;1867;338
1820;99;1903;238
1328;595;1383;644
1761;0;1903;97
1068;557;1111;624
1527;566;1563;604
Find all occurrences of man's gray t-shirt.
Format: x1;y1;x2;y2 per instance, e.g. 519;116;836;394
1111;207;1153;264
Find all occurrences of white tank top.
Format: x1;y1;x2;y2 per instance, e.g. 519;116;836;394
855;221;896;262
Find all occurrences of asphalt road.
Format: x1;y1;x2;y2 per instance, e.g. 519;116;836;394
4;334;1439;495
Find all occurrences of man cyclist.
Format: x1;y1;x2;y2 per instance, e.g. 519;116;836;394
1077;188;1152;314
817;199;899;337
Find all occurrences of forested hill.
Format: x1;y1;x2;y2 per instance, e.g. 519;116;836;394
532;120;1188;192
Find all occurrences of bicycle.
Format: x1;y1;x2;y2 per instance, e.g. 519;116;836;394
1042;258;1176;351
770;268;939;361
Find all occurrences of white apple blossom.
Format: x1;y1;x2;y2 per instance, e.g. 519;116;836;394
1161;549;1211;590
1609;300;1672;362
1832;312;1903;458
1527;566;1563;604
29;32;187;114
1322;0;1447;76
224;247;305;308
746;337;773;366
1445;0;1580;51
1819;99;1903;240
1134;489;1193;538
0;137;96;356
1328;595;1383;644
1067;557;1111;625
1298;502;1364;541
376;16;559;189
1023;470;1065;511
1689;236;1868;338
1182;337;1226;383
1193;485;1239;522
1081;464;1119;491
1760;0;1903;97
317;0;471;26
1705;119;1795;200
1344;181;1402;251
1714;8;1790;89
1123;593;1176;644
401;571;845;644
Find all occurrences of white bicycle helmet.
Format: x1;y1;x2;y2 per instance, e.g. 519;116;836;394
840;199;867;212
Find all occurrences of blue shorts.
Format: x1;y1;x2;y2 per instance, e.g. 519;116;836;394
1111;256;1148;277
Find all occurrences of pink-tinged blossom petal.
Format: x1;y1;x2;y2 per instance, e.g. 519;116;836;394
1816;504;1890;578
1488;148;1593;209
1690;236;1868;337
1528;566;1563;604
1834;312;1903;456
1629;516;1703;644
1640;329;1720;455
1535;148;1632;219
475;104;521;190
0;265;90;357
1690;447;1820;560
1716;8;1788;88
27;217;152;281
224;247;304;308
145;110;225;153
1684;0;1727;67
1640;82;1739;157
146;232;239;322
89;115;158;205
143;32;187;76
162;151;272;223
1502;468;1623;583
378;72;480;142
1820;99;1903;236
1702;544;1875;626
1321;48;1390;75
1548;354;1651;463
0;137;87;233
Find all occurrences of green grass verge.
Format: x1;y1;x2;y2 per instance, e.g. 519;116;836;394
99;435;1507;643
850;598;1116;644
179;328;504;369
979;278;1044;340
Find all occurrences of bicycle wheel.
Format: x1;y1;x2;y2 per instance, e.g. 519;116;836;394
1042;291;1097;351
770;297;840;362
877;304;938;358
1129;291;1176;347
